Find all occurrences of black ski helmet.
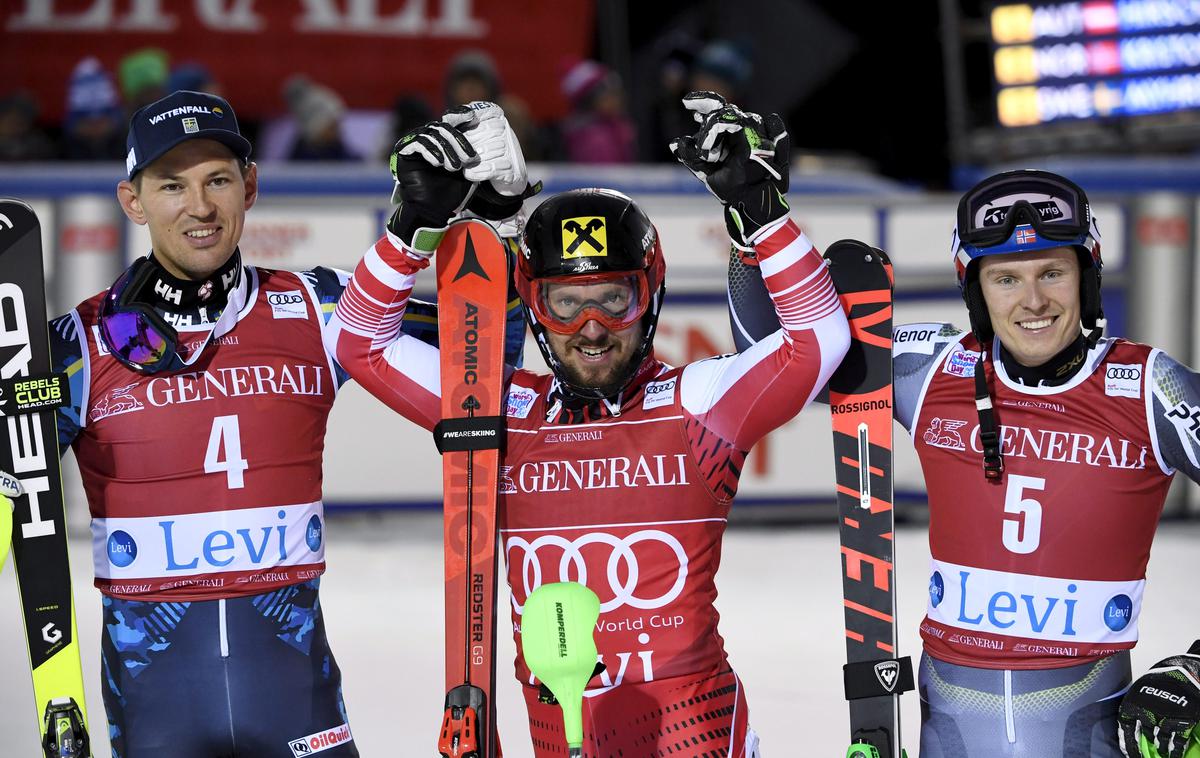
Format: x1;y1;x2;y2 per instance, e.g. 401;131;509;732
951;169;1106;481
952;169;1105;344
516;188;666;400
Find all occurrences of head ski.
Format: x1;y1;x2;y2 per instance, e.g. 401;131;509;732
0;198;92;757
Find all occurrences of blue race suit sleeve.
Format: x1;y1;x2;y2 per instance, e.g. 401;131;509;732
48;313;84;453
305;263;525;387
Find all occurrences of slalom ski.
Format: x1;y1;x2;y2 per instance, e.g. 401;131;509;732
825;239;912;758
0;199;91;757
434;219;508;758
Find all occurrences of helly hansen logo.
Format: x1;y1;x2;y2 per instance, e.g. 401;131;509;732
561;216;607;258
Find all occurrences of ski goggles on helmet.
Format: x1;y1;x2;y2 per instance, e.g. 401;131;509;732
527;271;652;334
952;169;1101;287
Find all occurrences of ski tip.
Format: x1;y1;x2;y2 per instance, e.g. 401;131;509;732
825;239;888;266
0;196;36;214
0;198;39;241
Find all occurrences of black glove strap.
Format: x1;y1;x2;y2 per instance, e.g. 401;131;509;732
467;180;542;222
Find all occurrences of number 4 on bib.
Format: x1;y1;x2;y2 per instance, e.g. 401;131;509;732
825;239;913;758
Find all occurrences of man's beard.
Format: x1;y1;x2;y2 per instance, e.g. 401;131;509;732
558;348;639;394
551;325;648;397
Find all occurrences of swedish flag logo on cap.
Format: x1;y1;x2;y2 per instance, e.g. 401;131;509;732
561;216;607;259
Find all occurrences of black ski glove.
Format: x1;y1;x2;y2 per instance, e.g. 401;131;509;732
386;111;479;257
1119;641;1200;758
669;91;791;248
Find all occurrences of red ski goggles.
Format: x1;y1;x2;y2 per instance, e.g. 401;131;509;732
527;271;652;335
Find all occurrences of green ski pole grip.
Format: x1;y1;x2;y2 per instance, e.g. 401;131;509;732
521;581;601;751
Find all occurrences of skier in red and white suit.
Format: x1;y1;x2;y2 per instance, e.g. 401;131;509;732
326;94;850;755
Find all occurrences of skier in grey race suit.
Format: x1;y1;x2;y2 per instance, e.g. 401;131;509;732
728;169;1200;758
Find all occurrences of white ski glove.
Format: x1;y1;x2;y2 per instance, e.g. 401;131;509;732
456;101;531;196
448;101;541;237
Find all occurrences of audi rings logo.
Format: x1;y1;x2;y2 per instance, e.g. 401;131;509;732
269;293;304;306
1106;367;1141;380
506;530;689;614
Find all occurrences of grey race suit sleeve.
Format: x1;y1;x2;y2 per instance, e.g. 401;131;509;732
1147;349;1200;482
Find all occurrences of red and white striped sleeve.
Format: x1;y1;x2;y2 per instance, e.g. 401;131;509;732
323;235;443;431
679;217;850;449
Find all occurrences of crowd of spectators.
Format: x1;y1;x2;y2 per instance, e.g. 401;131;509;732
0;39;752;167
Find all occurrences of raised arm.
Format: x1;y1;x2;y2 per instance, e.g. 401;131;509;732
682;219;847;448
325;102;536;430
669;92;850;448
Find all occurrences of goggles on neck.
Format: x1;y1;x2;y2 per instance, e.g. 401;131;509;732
528;271;650;335
98;257;245;374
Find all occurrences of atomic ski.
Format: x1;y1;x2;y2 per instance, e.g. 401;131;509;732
0;199;91;757
434;219;507;758
825;239;912;758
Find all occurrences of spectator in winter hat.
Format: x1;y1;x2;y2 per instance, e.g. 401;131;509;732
62;57;126;161
558;58;636;164
442;49;544;160
690;40;753;103
0;91;55;162
282;75;358;161
167;63;223;99
118;47;170;112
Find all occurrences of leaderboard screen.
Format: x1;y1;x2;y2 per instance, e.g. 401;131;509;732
991;0;1200;127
